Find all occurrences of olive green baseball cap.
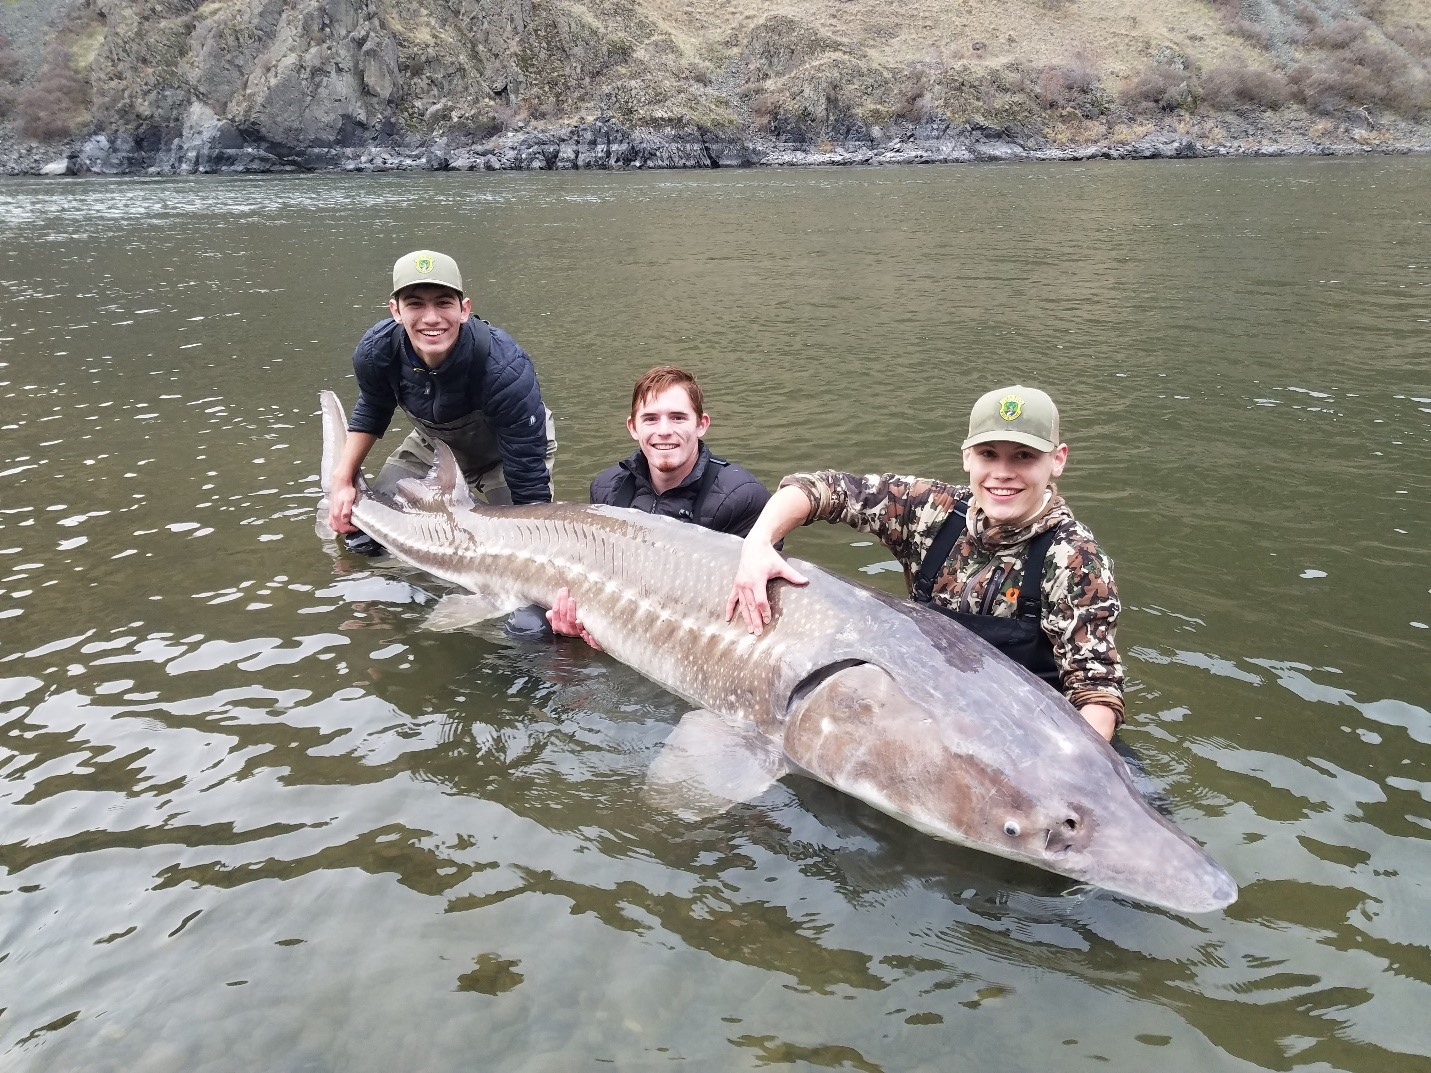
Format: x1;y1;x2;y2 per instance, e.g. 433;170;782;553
962;385;1061;452
391;249;464;296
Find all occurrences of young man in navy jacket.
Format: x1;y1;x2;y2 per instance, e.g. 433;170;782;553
326;249;556;551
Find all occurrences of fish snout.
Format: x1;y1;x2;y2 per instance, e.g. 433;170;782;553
1042;810;1086;856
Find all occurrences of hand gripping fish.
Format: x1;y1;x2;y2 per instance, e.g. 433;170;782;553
316;391;1236;914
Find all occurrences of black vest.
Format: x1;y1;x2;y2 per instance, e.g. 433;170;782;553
910;501;1061;688
609;454;728;520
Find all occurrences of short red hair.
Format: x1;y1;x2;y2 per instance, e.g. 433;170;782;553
630;365;704;420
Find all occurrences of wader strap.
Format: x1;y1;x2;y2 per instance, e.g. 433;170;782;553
1015;526;1060;620
911;501;967;604
911;500;1061;621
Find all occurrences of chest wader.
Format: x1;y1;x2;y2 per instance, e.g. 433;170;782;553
377;321;556;506
909;501;1061;690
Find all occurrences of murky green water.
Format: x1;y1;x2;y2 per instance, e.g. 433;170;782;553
1;158;1427;1072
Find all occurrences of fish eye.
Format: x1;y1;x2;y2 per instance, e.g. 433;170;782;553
1003;820;1020;837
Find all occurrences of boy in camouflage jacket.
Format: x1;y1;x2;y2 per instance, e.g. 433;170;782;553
727;385;1123;741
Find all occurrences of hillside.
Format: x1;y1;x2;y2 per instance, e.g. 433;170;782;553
0;0;1427;174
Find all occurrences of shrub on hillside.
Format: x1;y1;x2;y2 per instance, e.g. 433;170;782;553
1290;3;1324;32
1389;24;1431;59
15;48;89;141
0;35;23;84
1201;62;1291;110
892;66;936;121
1036;51;1101;110
1119;63;1192;112
750;90;783;132
1305;18;1368;51
1230;18;1273;49
1289;50;1428;115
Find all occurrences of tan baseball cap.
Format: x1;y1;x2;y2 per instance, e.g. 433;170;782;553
962;385;1061;452
391;250;463;296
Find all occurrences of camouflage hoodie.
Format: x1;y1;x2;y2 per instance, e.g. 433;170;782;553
780;471;1124;718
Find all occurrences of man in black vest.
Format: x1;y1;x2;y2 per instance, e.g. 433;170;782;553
589;365;770;533
326;249;557;552
545;365;770;645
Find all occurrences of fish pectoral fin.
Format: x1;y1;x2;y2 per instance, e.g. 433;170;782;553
314;499;336;540
644;709;791;820
422;593;519;631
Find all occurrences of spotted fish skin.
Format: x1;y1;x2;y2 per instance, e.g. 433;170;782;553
317;391;1236;915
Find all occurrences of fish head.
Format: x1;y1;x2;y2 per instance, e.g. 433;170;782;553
782;660;1237;914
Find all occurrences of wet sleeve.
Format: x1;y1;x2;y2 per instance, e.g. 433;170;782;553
347;328;399;437
779;471;949;569
1042;527;1126;717
483;330;553;505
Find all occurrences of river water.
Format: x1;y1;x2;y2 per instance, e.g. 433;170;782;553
0;157;1427;1072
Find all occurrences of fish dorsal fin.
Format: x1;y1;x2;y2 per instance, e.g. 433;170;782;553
395;440;477;515
644;709;791;820
429;439;476;512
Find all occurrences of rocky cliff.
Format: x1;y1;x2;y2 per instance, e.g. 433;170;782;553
0;0;1427;174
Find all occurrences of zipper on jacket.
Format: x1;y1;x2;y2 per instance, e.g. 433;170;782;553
980;564;1007;616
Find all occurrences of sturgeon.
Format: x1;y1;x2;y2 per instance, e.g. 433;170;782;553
316;390;1236;914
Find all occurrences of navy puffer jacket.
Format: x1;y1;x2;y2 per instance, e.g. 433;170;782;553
348;317;552;504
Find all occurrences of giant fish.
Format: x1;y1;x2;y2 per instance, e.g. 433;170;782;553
315;390;1236;914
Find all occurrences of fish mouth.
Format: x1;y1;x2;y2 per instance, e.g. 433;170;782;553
1037;836;1239;914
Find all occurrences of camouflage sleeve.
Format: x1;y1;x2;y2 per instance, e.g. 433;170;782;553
779;471;960;571
1042;523;1125;718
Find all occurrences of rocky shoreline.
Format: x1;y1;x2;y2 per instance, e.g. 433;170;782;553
5;113;1429;178
3;0;1427;180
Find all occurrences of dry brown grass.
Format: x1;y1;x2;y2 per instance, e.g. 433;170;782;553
638;0;1252;76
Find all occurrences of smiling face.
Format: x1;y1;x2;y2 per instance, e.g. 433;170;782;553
961;439;1068;527
389;284;471;367
627;383;711;493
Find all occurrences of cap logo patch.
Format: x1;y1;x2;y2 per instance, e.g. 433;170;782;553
998;394;1024;422
415;255;434;273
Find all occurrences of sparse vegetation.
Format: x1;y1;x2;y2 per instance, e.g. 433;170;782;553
1;0;1428;162
1390;24;1431;59
0;33;21;121
892;64;937;122
1201;62;1291;111
1120;62;1195;113
1036;52;1101;112
15;47;89;141
1290;15;1429;115
0;33;20;84
1304;18;1369;52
